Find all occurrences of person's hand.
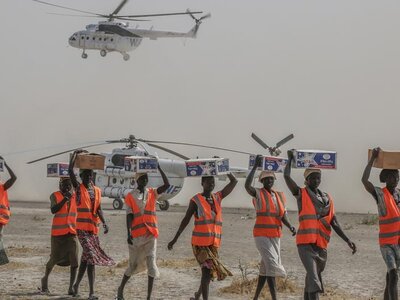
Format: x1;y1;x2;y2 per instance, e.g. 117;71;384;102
64;191;72;200
287;149;295;160
127;236;133;245
347;240;357;254
167;239;176;250
255;155;263;167
371;147;381;159
103;223;109;234
290;226;297;236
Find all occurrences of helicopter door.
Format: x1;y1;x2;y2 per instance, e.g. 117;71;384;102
79;33;86;48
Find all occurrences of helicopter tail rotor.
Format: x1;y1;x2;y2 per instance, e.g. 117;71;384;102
251;133;294;157
186;9;210;38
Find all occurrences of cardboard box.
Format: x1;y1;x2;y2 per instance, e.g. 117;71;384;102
124;156;158;173
294;150;337;169
248;155;287;172
186;158;230;177
47;163;70;178
368;149;400;169
0;159;4;172
75;153;105;170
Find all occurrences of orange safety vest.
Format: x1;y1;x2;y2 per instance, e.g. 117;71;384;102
296;188;334;249
51;191;77;236
378;187;400;246
0;184;10;225
125;188;159;238
191;193;223;248
253;189;286;238
76;184;101;234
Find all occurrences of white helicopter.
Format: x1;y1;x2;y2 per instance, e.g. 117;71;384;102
27;135;250;210
33;0;210;61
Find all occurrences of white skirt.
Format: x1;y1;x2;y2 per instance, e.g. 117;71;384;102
254;236;286;277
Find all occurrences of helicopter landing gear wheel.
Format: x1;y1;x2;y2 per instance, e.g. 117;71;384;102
81;52;88;59
100;49;107;57
112;198;123;210
158;200;170;211
123;53;130;61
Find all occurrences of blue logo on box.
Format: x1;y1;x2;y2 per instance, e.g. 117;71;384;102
295;151;336;169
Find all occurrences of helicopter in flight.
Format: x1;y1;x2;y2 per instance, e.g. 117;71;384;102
27;135;250;210
33;0;211;60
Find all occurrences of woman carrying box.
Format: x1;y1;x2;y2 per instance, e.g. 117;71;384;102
284;150;356;300
245;155;296;300
0;156;17;265
116;165;170;300
362;147;400;300
69;150;115;300
167;173;237;300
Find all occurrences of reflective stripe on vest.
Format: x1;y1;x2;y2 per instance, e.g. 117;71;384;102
126;188;159;238
76;184;101;234
296;188;334;249
378;188;400;245
51;191;77;236
0;184;10;225
253;189;285;238
191;193;223;247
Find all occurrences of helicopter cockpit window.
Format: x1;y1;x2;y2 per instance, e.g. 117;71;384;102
111;154;129;167
69;34;77;41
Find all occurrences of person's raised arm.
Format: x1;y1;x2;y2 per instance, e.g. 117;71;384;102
362;147;380;196
167;200;196;250
0;157;17;191
284;150;300;196
156;164;170;195
245;155;262;197
68;151;80;189
220;173;238;199
331;215;357;254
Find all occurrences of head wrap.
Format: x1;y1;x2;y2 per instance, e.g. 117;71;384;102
304;168;321;180
258;171;276;182
134;173;147;181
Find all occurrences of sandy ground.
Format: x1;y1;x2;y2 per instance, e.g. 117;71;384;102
0;201;388;300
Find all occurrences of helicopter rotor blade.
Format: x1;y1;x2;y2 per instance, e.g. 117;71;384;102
275;134;294;148
47;13;103;18
33;0;106;17
26;142;110;164
199;13;211;22
251;133;270;150
146;143;189;160
117;11;202;18
142;140;252;156
111;0;129;17
114;17;150;21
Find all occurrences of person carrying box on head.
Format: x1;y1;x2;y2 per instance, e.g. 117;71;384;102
116;164;170;300
167;173;237;300
284;149;356;300
362;147;400;300
245;155;296;300
0;156;17;266
69;150;115;300
41;177;78;295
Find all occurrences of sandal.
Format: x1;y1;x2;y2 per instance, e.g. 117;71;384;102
88;295;99;300
115;297;124;300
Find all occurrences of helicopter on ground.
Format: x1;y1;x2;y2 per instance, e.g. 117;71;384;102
33;0;210;60
27;135;250;210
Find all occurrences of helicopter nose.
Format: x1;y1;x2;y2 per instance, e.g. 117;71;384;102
68;33;78;46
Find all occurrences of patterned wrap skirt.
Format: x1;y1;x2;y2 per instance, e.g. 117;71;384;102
77;230;115;266
192;245;232;281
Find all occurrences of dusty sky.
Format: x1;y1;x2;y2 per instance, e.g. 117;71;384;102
1;0;400;213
